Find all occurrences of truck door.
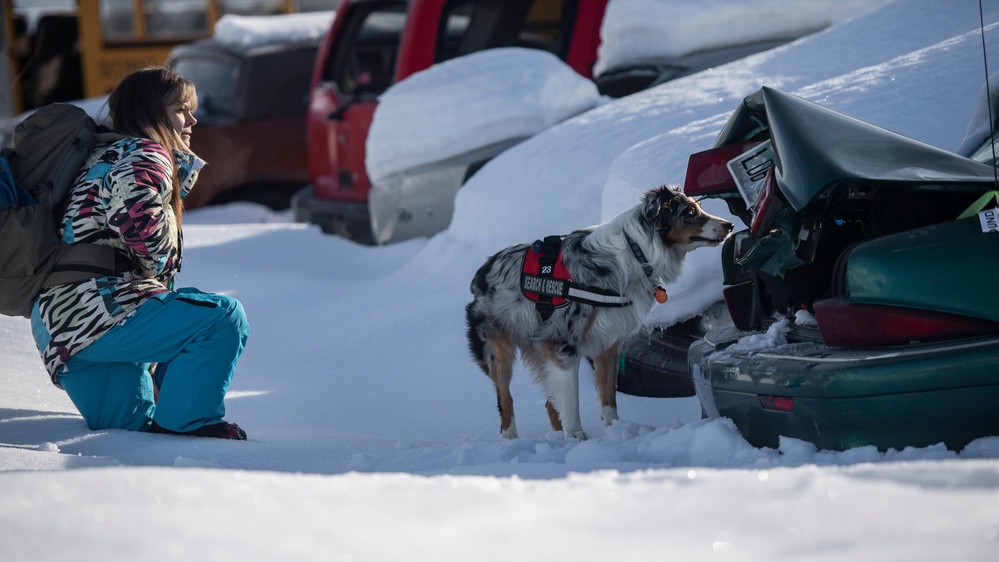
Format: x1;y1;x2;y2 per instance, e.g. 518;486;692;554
308;1;407;204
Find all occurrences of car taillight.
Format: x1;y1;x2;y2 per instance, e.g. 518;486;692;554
683;141;759;196
759;395;794;412
813;298;999;346
749;168;783;235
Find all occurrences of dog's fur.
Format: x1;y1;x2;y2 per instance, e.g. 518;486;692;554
465;186;733;439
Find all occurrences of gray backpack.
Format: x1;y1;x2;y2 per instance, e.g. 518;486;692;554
0;103;131;318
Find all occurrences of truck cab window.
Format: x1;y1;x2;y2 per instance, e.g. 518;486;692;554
327;3;406;99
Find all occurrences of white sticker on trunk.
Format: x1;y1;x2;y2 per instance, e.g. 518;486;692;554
727;140;774;209
980;208;999;233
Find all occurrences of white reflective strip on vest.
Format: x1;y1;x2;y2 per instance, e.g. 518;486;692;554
566;286;631;305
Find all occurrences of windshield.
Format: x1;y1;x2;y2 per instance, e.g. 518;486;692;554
171;55;241;119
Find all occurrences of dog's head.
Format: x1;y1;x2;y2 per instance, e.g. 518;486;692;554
641;186;734;250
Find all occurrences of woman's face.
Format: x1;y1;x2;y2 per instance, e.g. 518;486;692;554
164;98;197;147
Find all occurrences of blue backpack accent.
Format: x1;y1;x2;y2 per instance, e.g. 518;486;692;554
0;152;33;208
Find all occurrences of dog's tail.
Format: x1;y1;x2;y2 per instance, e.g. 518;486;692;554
465;300;488;369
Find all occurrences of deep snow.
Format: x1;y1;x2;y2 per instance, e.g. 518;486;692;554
4;1;999;560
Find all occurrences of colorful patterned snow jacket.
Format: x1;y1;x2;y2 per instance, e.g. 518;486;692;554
32;137;203;384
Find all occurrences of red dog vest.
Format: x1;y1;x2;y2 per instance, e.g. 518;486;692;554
521;236;633;321
521;238;571;308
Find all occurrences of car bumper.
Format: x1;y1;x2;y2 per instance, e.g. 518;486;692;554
368;136;527;245
291;185;373;244
689;327;999;451
369;165;465;245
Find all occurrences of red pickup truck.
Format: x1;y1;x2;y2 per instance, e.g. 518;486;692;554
292;0;607;243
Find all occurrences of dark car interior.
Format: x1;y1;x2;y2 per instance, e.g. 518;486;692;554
442;0;569;60
325;3;407;99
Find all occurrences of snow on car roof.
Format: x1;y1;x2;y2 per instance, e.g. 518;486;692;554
212;10;335;47
595;0;893;75
366;48;600;184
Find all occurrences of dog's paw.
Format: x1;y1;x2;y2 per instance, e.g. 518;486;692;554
600;405;619;426
564;429;588;441
500;421;519;439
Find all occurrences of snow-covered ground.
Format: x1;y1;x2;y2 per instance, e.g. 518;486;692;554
4;1;999;560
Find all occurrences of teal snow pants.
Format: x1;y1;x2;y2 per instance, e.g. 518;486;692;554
44;288;249;433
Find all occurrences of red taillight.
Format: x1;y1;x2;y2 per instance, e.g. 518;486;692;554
749;169;782;235
759;395;794;412
683;141;759;196
813;298;999;346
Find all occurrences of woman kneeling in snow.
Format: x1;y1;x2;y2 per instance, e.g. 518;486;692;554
31;67;250;440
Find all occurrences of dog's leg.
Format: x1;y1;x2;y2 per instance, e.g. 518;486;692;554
545;401;562;431
535;349;585;440
592;345;620;426
485;335;518;439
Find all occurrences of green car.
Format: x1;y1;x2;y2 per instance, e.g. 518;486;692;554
684;87;999;451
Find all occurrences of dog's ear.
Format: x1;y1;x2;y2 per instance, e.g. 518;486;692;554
641;186;681;226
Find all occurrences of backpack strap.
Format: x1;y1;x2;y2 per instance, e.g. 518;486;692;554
42;244;133;288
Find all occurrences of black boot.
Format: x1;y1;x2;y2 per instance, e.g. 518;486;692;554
150;420;247;440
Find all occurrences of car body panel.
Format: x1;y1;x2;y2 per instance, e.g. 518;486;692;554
305;88;379;206
184;114;311;209
690;329;999;451
844;217;999;322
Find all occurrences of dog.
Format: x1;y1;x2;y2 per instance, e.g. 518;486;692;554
465;186;733;439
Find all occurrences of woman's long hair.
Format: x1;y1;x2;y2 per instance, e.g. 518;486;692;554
106;66;198;226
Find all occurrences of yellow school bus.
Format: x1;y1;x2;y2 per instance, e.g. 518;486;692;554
77;0;306;98
3;0;331;113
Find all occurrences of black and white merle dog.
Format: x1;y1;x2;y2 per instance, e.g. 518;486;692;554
465;186;733;439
